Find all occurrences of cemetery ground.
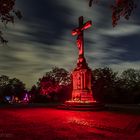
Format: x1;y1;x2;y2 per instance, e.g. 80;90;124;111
0;104;140;140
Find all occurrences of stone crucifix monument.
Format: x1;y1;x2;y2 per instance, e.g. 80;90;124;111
59;16;104;110
71;16;94;102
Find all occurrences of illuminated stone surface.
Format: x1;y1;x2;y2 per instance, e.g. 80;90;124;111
58;16;104;110
72;68;93;101
71;16;94;103
58;16;105;110
72;16;94;101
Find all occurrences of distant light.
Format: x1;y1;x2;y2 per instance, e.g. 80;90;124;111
5;96;11;101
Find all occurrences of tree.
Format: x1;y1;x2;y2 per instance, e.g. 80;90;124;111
0;75;9;87
8;78;26;100
0;75;26;103
105;68;140;104
45;67;71;86
29;85;39;102
37;67;71;102
0;75;10;102
0;0;22;43
39;75;58;96
121;69;140;85
92;67;118;102
120;68;140;103
88;0;138;27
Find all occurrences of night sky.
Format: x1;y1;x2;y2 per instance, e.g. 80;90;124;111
0;0;140;88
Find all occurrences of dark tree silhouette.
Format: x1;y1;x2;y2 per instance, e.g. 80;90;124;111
0;75;9;102
29;85;39;102
121;69;140;95
114;69;140;103
89;0;138;27
92;67;118;102
0;0;22;44
0;75;26;102
91;68;140;104
8;78;25;99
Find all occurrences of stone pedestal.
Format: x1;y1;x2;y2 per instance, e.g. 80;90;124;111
72;67;94;101
71;55;94;101
57;16;104;110
58;56;104;110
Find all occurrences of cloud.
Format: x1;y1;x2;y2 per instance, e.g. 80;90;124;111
109;61;140;73
0;21;77;88
0;0;140;88
99;24;140;36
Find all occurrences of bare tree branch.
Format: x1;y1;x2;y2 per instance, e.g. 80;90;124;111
0;0;22;44
88;0;138;27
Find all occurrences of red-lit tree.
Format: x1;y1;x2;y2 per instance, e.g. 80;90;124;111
88;0;138;27
39;75;59;96
0;0;22;43
37;67;71;102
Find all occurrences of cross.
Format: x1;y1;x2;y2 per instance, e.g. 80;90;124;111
72;16;92;57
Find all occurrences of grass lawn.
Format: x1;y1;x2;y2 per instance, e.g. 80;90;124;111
0;104;140;140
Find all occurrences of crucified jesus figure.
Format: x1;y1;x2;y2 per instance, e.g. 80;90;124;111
72;16;92;57
76;35;83;56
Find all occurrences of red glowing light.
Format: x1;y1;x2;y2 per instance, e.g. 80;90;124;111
72;28;79;36
81;21;92;30
72;20;92;36
70;16;95;103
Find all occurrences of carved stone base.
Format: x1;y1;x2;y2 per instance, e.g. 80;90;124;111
71;58;95;102
58;56;104;111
